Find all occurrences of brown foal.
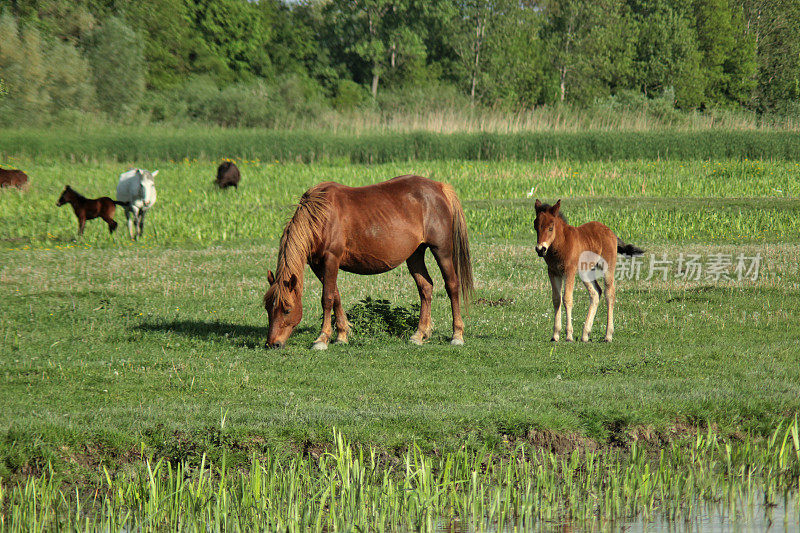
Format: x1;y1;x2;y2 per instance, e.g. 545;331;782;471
534;199;643;342
57;185;122;235
263;175;474;350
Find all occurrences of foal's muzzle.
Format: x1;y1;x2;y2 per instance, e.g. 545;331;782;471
267;341;285;349
535;245;548;257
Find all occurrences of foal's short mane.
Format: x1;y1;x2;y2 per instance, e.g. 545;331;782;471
535;202;568;224
264;185;330;309
63;186;86;201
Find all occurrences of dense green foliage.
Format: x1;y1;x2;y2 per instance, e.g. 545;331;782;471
1;0;799;127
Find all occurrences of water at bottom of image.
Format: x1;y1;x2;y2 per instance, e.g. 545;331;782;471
2;421;799;532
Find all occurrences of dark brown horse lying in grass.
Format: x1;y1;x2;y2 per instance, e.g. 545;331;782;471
534;199;643;343
264;175;474;349
57;185;124;235
0;167;29;190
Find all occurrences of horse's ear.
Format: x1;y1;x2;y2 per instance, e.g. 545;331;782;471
285;273;298;292
151;170;159;178
534;199;542;211
551;199;561;215
267;270;275;285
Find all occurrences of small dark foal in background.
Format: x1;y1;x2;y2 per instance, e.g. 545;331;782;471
57;185;123;235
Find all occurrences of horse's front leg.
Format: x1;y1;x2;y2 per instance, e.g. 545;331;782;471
137;209;147;239
312;254;340;350
332;288;351;344
125;209;136;240
549;272;564;342
407;247;433;345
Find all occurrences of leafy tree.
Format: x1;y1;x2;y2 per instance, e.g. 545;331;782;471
743;0;800;112
122;0;196;90
541;0;635;104
478;0;553;106
628;0;704;108
330;0;427;98
87;16;145;118
185;0;273;82
692;0;756;106
0;13;50;120
45;37;96;116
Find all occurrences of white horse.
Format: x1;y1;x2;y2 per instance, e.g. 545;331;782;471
116;168;158;240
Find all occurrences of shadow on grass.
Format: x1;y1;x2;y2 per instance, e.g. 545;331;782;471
135;320;314;349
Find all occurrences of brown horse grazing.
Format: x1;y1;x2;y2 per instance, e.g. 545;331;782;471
534;199;643;343
215;161;240;189
264;175;474;350
0;167;29;190
57;185;123;235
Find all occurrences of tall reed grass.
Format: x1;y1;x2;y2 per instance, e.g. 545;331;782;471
2;128;800;163
2;420;798;531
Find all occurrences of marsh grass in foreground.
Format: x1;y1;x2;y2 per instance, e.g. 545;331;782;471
2;424;799;531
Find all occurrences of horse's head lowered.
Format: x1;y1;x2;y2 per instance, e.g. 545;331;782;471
264;270;303;348
534;199;562;257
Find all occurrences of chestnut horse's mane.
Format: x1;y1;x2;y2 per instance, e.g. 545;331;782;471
265;185;330;308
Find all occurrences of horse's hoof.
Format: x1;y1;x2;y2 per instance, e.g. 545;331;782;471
581;336;590;343
450;338;464;346
334;338;348;345
409;336;424;346
312;342;328;351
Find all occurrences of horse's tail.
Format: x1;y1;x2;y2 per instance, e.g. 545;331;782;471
442;183;474;308
617;239;645;256
114;200;129;207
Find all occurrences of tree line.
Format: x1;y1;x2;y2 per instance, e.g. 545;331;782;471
1;0;798;127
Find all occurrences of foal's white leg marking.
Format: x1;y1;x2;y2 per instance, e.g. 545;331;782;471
563;270;576;342
549;273;564;342
581;280;601;342
312;341;329;350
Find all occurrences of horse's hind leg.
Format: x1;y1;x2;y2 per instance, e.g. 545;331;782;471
103;212;117;234
77;214;86;236
604;270;616;342
581;279;601;342
407;246;433;345
431;248;464;345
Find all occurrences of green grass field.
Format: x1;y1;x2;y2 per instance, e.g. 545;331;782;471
1;155;799;481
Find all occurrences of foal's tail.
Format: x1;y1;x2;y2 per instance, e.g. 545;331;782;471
617;239;645;256
442;184;474;308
